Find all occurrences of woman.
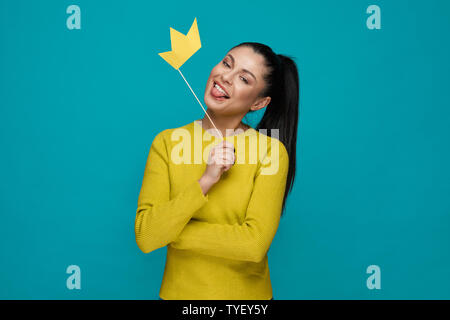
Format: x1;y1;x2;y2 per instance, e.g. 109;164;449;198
135;42;299;300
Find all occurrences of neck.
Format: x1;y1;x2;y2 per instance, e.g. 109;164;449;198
200;111;249;137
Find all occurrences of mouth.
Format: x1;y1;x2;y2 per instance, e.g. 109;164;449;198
210;81;230;100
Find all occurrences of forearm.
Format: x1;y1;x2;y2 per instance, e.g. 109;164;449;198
170;219;278;263
135;179;209;253
198;175;215;195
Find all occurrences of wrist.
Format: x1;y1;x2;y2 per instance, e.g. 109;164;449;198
198;175;215;194
200;174;216;185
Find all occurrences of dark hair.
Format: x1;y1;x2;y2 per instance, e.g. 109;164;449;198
230;42;299;218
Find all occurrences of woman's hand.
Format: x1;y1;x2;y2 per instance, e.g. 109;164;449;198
198;140;235;194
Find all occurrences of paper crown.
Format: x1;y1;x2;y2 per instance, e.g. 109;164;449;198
158;18;201;70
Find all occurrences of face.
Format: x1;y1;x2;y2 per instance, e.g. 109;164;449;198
204;46;272;116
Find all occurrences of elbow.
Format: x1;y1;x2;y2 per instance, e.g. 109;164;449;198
133;206;177;254
135;231;150;253
134;226;155;254
136;241;152;254
135;231;158;254
135;224;168;254
135;228;160;254
136;238;168;254
135;208;156;254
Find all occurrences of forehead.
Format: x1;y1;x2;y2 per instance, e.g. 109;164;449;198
226;46;267;81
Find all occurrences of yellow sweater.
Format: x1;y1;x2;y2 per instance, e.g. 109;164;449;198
135;120;289;300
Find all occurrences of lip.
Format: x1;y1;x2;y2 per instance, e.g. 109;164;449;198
210;85;228;101
213;80;230;97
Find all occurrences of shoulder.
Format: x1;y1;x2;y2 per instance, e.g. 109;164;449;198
255;129;289;160
151;121;194;146
254;130;289;176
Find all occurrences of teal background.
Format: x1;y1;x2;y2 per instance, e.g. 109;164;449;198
1;0;449;299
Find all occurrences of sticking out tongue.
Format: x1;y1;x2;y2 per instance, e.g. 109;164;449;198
212;84;229;98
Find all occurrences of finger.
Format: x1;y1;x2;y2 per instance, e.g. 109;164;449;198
213;154;227;165
217;145;235;155
223;150;235;164
215;149;235;164
214;140;229;149
216;157;229;166
222;140;233;147
214;153;234;167
216;148;234;157
223;141;235;150
218;140;235;150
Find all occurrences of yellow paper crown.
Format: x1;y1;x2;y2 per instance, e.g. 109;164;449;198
158;18;201;70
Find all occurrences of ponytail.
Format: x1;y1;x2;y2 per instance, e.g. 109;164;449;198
230;43;300;217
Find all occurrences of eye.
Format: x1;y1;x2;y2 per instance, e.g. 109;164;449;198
222;60;230;68
240;76;248;84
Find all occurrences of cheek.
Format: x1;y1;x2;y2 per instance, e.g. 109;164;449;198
210;65;222;75
234;86;256;100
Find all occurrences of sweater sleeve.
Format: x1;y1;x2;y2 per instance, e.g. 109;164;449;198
135;131;209;254
170;139;289;263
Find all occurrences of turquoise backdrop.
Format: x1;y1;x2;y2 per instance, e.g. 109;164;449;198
1;0;449;299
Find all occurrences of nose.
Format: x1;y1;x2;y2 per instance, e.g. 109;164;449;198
221;71;233;85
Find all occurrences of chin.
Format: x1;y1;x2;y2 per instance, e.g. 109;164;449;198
204;95;229;111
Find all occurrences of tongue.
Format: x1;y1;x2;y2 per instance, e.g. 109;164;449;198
212;86;228;98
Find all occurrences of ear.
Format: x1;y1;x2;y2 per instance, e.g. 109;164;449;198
250;96;271;112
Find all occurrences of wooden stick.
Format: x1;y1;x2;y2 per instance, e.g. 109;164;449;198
177;68;224;140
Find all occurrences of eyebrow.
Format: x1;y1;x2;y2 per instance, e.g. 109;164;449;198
226;54;257;82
